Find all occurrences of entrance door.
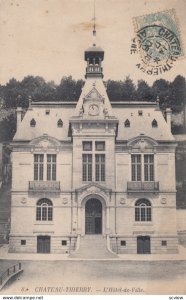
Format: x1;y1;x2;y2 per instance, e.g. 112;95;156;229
137;236;151;254
37;236;51;253
85;199;102;234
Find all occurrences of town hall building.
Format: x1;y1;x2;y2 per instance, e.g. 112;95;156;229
9;38;178;255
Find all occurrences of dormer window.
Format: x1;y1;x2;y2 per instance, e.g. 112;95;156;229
57;119;63;128
152;119;158;128
124;119;130;128
30;119;36;127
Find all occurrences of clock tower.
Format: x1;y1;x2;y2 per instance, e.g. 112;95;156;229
69;12;118;192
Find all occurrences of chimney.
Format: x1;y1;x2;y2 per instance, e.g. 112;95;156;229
16;107;23;129
165;108;172;131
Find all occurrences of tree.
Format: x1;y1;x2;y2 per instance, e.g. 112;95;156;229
137;80;153;101
122;76;137;100
152;79;171;110
106;80;123;101
3;78;22;108
56;76;84;101
0;114;16;142
169;75;186;113
106;77;137;101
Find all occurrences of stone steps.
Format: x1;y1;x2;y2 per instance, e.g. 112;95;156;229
69;235;117;258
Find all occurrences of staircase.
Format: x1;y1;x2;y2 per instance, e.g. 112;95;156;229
69;235;117;258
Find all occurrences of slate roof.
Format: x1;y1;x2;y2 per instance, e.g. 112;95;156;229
112;103;174;141
13;103;74;141
13;79;175;142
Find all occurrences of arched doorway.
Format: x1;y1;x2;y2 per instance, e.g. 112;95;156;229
85;199;102;234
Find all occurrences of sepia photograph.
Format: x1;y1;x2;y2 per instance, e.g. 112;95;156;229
0;0;186;297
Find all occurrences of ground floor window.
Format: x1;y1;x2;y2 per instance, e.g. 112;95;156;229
161;240;167;246
135;199;151;222
36;198;53;221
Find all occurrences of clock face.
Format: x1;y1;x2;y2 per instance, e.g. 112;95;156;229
88;104;99;116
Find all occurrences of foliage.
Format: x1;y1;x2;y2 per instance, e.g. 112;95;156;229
137;80;153;101
0;75;185;113
0;114;16;142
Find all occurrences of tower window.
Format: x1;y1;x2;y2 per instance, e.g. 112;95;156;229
95;154;105;181
124;119;130;127
83;141;92;151
57;119;63;128
30;119;36;127
82;154;92;181
138;110;143;116
21;240;26;245
152;119;158;127
62;240;67;246
95;141;105;151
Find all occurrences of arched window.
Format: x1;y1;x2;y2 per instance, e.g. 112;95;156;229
152;119;158;127
135;199;151;222
124;119;130;127
57;119;63;127
36;198;53;221
30;118;36;127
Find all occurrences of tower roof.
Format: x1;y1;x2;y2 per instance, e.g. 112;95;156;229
85;45;104;61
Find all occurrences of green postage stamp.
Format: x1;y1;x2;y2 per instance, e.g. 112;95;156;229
132;9;184;75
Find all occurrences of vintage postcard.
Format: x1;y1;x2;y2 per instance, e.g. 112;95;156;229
0;0;186;298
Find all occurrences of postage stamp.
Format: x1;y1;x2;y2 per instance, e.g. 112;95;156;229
131;9;184;75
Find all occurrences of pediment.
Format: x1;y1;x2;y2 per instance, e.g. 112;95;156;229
30;135;61;149
83;87;104;102
75;182;112;195
128;136;158;149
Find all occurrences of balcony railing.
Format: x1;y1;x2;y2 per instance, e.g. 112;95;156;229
86;66;103;74
29;181;60;195
127;181;159;193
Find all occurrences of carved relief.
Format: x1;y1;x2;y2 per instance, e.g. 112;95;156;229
21;197;27;204
62;198;68;205
128;136;158;152
84;87;104;102
161;198;167;204
29;135;61;152
120;198;126;205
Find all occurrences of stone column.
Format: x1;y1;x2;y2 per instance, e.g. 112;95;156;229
165;108;172;131
16;107;23;129
106;207;110;234
77;206;82;234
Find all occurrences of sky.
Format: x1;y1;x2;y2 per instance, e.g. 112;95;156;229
0;0;186;86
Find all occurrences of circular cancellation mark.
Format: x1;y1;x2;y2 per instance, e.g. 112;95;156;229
131;25;182;75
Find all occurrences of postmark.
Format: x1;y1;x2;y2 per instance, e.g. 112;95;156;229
131;9;184;75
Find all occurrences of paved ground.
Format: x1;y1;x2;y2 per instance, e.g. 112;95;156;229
0;259;186;295
0;244;186;295
1;244;186;261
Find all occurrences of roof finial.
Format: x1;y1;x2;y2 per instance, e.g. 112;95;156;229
93;0;96;40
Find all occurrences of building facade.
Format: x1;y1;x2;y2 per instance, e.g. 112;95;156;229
9;43;178;255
